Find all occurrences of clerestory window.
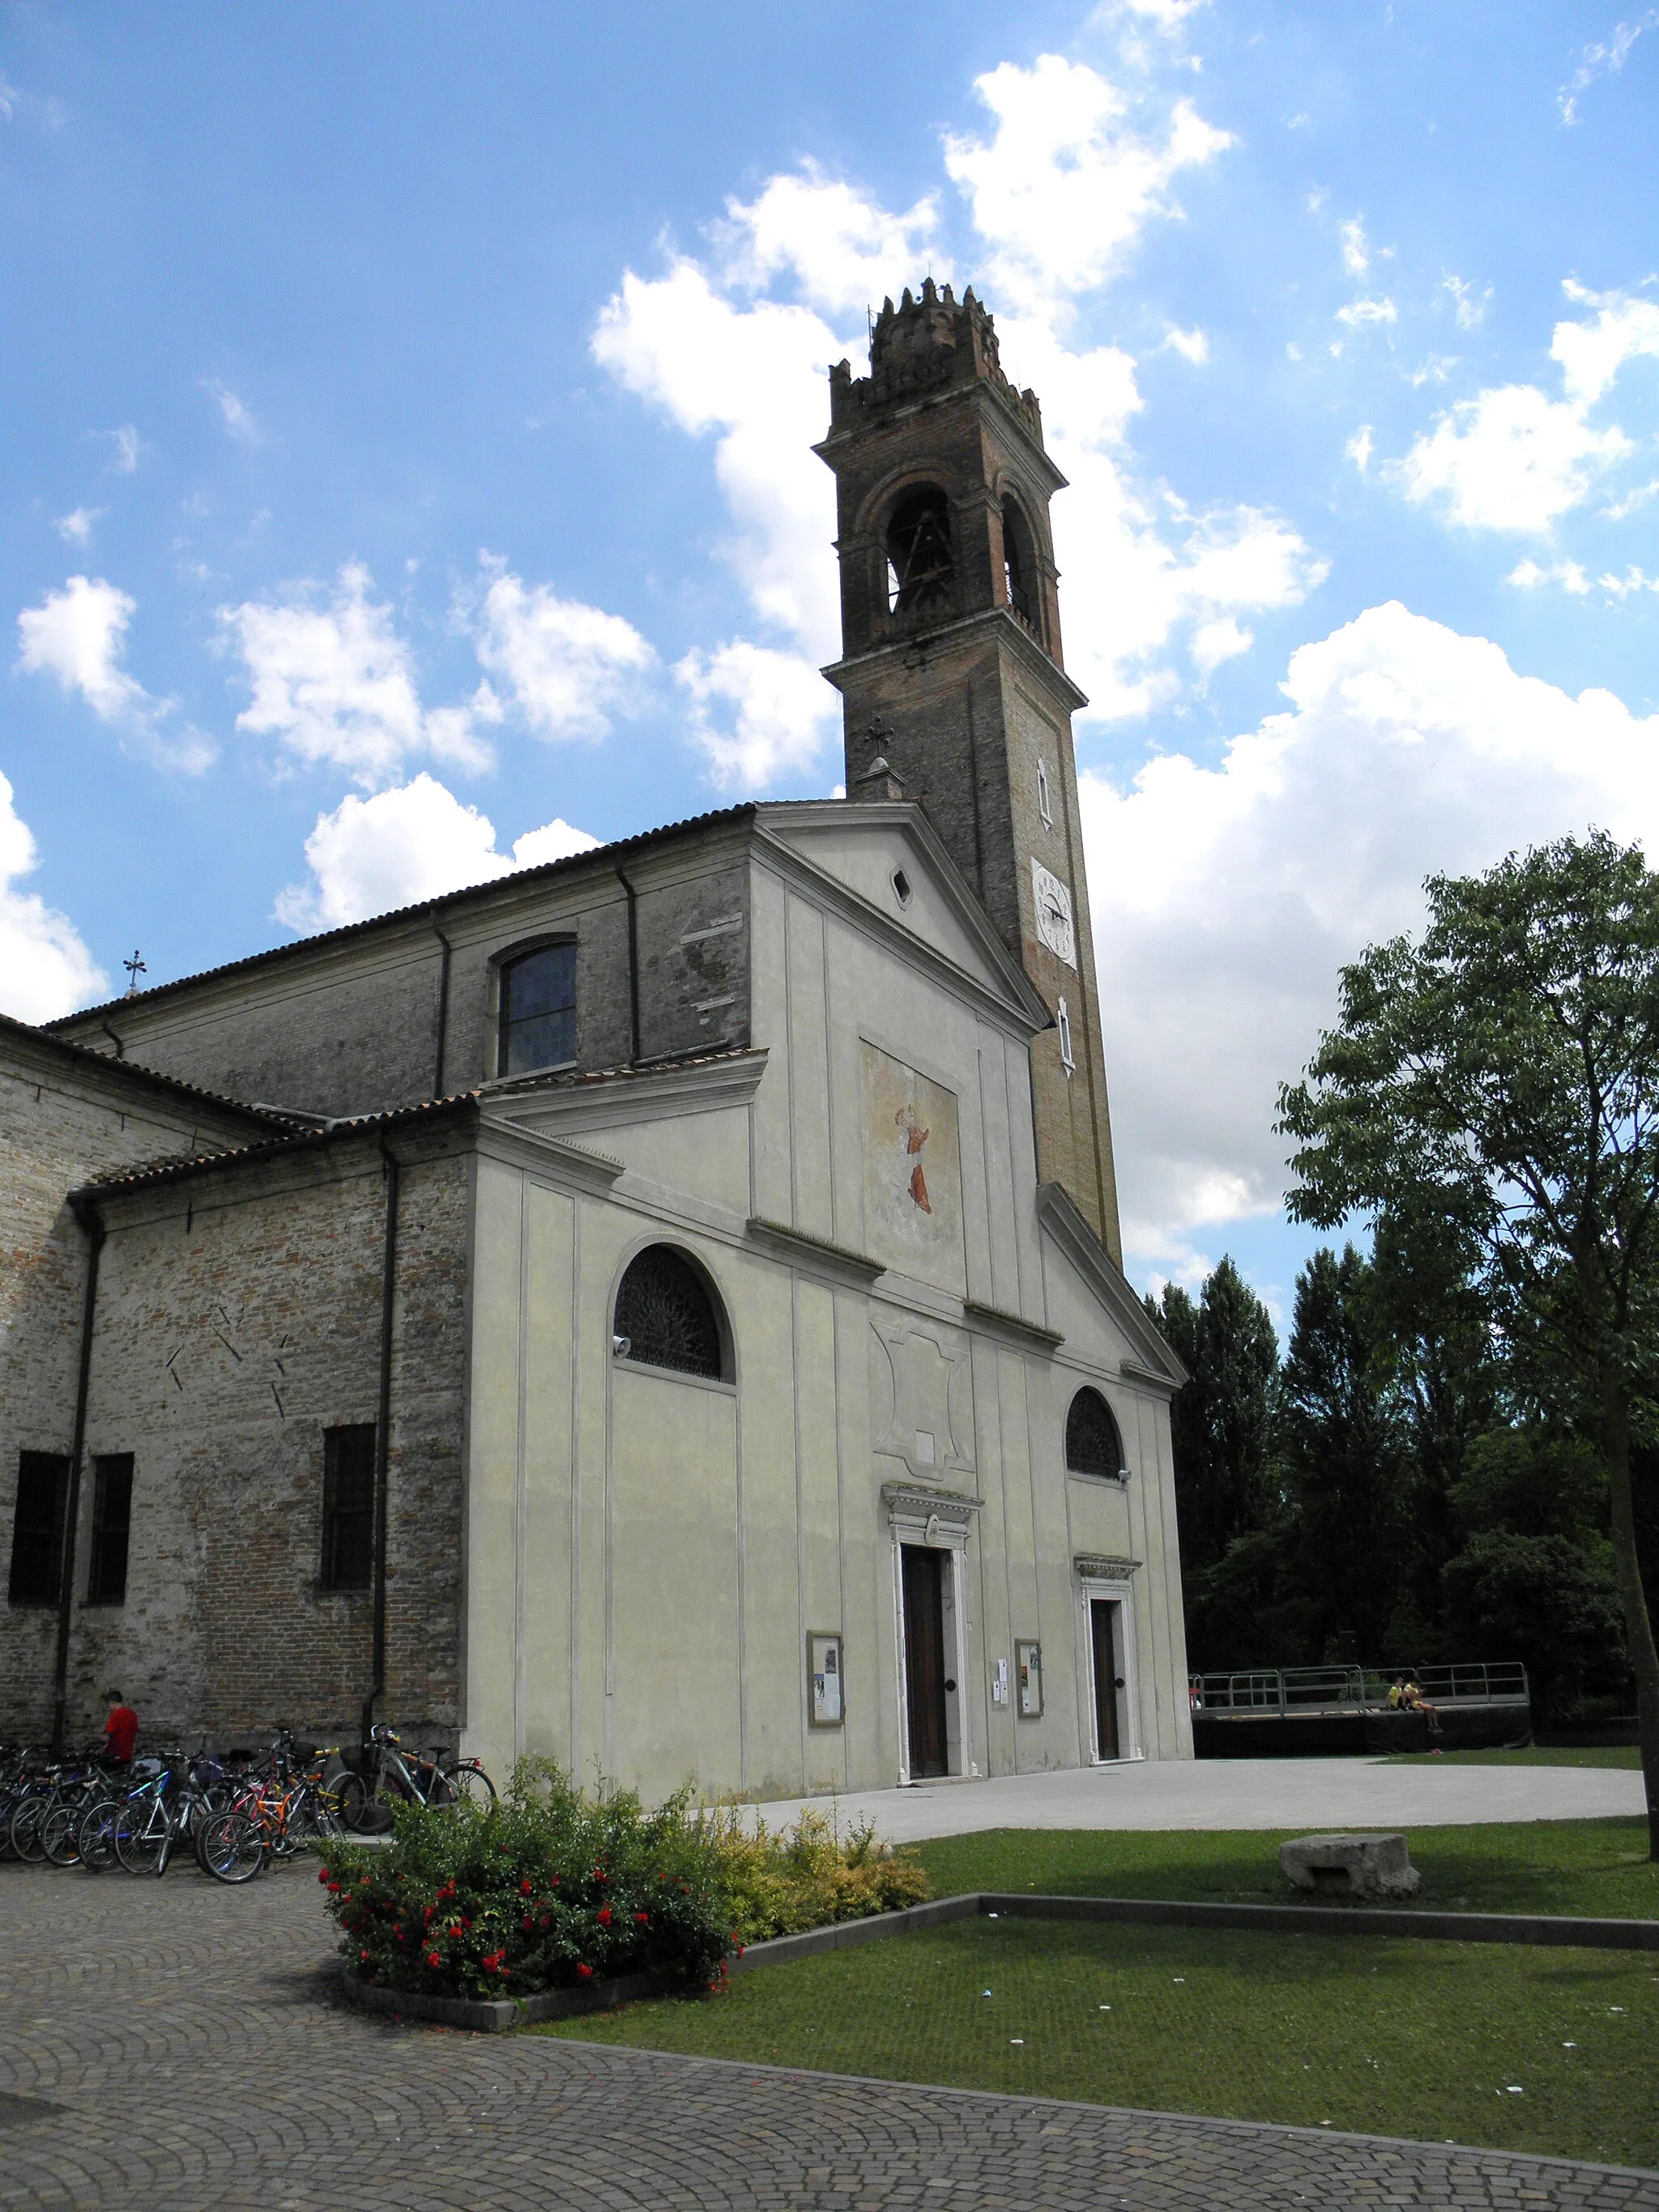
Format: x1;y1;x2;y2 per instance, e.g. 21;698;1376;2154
8;1451;69;1605
498;942;578;1077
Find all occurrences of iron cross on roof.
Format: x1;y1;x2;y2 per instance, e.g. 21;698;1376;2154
122;949;147;995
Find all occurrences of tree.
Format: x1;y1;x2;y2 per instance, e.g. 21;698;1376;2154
1273;1246;1411;1664
1147;1259;1279;1670
1147;1259;1278;1575
1278;833;1659;1854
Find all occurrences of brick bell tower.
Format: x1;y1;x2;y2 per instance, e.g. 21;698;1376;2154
817;279;1124;1260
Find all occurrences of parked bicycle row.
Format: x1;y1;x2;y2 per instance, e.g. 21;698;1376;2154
0;1724;496;1886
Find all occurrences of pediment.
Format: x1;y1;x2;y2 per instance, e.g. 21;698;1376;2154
755;802;1048;1034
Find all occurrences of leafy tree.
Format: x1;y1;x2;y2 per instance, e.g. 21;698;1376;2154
1279;833;1659;1853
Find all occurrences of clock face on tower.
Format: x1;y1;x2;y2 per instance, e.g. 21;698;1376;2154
1031;859;1077;970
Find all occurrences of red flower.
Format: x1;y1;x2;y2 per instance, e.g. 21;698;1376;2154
596;1906;612;1927
318;1868;331;1886
523;1916;535;1932
521;1879;534;1894
425;1952;441;1969
634;1912;649;1924
576;1963;593;1980
360;1948;370;1962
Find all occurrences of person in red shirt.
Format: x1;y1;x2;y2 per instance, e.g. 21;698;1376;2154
101;1690;139;1765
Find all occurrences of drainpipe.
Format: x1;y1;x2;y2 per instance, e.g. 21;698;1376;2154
99;1021;125;1060
615;866;640;1063
429;910;454;1097
52;1197;105;1754
362;1135;401;1750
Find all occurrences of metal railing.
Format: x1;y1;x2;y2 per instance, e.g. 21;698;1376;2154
1191;1661;1530;1716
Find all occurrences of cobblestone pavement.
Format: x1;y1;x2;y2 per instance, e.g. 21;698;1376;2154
2;1863;1656;2212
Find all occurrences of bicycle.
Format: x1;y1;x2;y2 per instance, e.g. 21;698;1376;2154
333;1724;495;1831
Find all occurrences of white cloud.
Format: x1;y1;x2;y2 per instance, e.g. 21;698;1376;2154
470;560;656;741
1508;557;1590;593
1346;425;1375;473
1339;218;1368;277
1601;476;1659;520
594;262;847;656
54;507;101;545
1190;616;1252;675
945;58;1232;318
15;575;212;771
204;379;261;446
0;766;106;1021
1102;0;1209;23
104;425;140;475
1560;10;1659;123
714;164;941;322
1162;324;1209;363
1397;384;1631;531
222;563;493;788
1509;556;1656;599
1551;279;1659;404
1443;275;1491;330
1337;296;1397;330
1082;601;1659;1256
673;641;838;791
275;772;599;934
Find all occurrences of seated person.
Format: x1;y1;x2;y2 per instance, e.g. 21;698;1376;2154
1387;1674;1407;1709
101;1688;139;1766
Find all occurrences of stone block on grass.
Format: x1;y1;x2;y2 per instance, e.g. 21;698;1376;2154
1278;1832;1420;1899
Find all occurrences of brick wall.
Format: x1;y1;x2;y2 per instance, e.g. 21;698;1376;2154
4;1106;473;1752
0;1026;271;1737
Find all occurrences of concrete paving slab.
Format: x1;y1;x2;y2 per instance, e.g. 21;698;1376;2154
745;1756;1647;1842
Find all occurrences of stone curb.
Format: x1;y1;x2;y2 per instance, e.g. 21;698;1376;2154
337;1888;1659;2031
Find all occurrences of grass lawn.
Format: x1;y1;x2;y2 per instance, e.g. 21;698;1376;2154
1380;1746;1643;1770
537;1916;1659;2168
912;1818;1659;1920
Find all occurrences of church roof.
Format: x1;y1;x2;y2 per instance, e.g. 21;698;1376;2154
70;1043;761;1201
0;1008;297;1132
46;803;761;1029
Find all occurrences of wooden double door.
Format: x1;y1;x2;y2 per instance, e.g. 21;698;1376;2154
901;1545;951;1779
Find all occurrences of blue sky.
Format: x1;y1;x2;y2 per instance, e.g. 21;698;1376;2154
5;2;1658;1325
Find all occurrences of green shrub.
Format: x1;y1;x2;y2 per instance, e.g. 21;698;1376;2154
704;1805;930;1941
320;1762;932;2001
321;1758;732;2001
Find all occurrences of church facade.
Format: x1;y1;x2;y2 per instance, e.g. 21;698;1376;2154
2;283;1192;1798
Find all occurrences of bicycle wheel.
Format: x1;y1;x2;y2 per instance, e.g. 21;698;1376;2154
331;1772;369;1831
451;1761;496;1806
9;1796;49;1862
197;1810;264;1884
113;1799;166;1875
79;1799;120;1873
40;1802;84;1866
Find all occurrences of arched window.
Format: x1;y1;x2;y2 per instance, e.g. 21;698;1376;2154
614;1246;727;1381
886;486;953;615
498;943;577;1076
1065;1387;1124;1481
1002;498;1038;630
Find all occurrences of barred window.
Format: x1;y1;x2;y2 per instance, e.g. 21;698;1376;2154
87;1454;134;1605
1065;1387;1124;1481
614;1247;727;1381
8;1451;69;1605
886;486;953;615
322;1425;376;1592
498;942;577;1076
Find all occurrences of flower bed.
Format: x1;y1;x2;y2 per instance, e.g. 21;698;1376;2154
320;1759;929;2003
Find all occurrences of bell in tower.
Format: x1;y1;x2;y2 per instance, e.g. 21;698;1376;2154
816;279;1124;1261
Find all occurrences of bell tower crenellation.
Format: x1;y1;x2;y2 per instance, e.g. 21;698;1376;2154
816;278;1123;1261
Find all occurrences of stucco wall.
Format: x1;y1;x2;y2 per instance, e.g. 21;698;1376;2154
458;822;1189;1801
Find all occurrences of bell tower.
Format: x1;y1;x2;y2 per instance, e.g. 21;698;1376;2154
816;279;1124;1260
